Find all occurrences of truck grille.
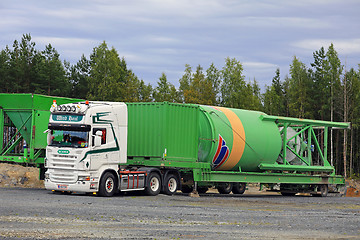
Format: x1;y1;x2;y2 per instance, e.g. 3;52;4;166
49;153;78;183
49;154;77;170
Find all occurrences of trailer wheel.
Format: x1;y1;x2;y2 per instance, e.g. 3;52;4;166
320;184;328;197
312;184;328;197
217;183;233;194
232;183;246;194
99;172;117;197
280;184;296;196
181;185;193;194
145;172;161;196
164;174;178;195
197;187;208;194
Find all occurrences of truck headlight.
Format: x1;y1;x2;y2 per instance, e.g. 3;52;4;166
78;176;90;181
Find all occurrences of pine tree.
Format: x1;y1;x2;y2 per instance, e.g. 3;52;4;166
220;57;246;108
310;47;329;120
206;63;221;105
288;56;312;118
178;64;192;103
325;43;343;167
153;73;177;102
37;44;69;96
88;42;129;101
138;80;153;102
68;55;90;99
0;47;11;93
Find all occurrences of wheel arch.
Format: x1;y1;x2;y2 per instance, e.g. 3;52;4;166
100;168;119;190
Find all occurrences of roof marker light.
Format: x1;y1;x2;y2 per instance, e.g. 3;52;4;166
50;100;58;112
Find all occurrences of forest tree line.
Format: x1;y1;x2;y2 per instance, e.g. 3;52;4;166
1;34;360;177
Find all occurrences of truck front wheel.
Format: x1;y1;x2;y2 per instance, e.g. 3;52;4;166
99;172;117;197
145;172;161;196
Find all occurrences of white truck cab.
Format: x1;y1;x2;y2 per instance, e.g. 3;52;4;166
44;100;129;195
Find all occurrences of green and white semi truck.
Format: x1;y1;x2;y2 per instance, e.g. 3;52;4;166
44;100;349;197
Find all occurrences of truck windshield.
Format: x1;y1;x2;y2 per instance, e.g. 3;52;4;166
49;130;89;148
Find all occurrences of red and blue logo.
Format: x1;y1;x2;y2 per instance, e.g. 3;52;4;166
212;135;230;169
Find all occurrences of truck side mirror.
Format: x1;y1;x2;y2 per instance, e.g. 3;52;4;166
47;132;52;145
94;131;102;147
44;129;52;145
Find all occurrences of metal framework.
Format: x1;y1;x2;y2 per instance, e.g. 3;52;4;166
192;114;349;186
259;115;349;174
0;94;82;166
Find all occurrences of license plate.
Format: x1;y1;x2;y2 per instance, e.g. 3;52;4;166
57;184;68;190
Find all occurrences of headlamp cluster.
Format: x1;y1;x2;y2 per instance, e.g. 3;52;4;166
57;105;77;112
50;100;86;114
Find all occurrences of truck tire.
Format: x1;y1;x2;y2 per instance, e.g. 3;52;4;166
145;172;161;196
181;185;193;193
312;184;328;197
99;172;117;197
164;174;178;195
217;183;233;194
197;187;208;194
320;184;328;197
232;183;246;194
280;184;296;196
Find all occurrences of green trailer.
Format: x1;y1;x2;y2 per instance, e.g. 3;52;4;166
125;102;349;196
0;94;82;170
30;98;348;197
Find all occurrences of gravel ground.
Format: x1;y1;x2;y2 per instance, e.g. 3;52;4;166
0;187;359;239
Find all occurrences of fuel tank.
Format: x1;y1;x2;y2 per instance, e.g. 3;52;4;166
198;106;282;172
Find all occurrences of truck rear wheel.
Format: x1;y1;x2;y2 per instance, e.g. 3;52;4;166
164;174;178;195
217;183;233;194
145;172;161;196
232;183;246;194
99;172;117;197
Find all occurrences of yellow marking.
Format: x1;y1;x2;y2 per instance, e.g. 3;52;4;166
216;107;246;170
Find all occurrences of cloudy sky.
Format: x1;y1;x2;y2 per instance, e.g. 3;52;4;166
1;0;360;90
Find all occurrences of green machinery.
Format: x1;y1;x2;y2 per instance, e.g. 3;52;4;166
0;94;81;168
